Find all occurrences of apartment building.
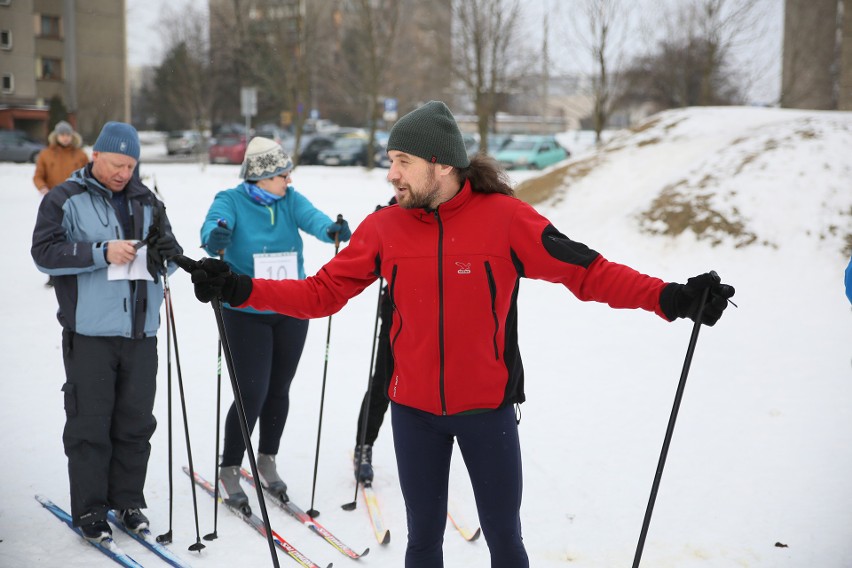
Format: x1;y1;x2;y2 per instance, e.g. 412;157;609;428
0;0;128;142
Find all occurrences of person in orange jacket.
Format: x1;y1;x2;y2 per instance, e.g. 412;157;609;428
33;121;89;196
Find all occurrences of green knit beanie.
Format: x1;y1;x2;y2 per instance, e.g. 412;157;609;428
386;101;470;168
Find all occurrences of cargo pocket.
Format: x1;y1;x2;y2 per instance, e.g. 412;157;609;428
61;383;77;418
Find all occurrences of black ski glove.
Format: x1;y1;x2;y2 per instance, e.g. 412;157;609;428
326;215;352;242
145;226;181;282
173;255;253;305
659;271;735;326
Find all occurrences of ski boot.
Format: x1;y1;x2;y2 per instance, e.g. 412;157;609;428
80;519;112;543
117;508;149;533
257;453;289;502
354;444;374;484
218;465;251;515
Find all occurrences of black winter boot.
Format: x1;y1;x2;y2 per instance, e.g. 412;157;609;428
353;444;373;484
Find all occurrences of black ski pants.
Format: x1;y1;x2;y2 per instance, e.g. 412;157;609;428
61;330;158;526
355;285;392;446
220;308;308;467
391;402;529;568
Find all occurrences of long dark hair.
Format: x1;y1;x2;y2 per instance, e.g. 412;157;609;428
457;153;515;197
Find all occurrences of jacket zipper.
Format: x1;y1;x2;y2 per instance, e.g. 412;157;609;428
484;261;499;359
435;210;447;415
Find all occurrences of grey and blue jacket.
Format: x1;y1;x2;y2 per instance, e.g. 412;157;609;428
31;164;180;338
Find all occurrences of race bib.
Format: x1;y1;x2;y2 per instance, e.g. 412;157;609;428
253;252;298;280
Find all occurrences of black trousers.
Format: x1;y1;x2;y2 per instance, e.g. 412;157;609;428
61;330;158;526
355;285;392;446
220;308;308;467
392;403;529;568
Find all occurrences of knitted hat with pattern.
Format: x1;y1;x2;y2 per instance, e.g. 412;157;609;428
386;101;470;168
240;137;294;181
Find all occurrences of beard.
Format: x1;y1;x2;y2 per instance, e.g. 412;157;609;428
395;166;441;210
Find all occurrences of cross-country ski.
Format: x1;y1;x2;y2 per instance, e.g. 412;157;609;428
107;509;195;568
184;467;332;568
35;494;144;568
240;467;369;559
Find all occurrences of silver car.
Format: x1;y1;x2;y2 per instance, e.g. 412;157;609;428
0;130;45;163
165;130;203;155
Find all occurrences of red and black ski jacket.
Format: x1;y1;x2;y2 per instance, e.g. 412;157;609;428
243;180;672;416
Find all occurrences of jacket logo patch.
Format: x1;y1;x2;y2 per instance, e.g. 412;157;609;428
456;262;471;275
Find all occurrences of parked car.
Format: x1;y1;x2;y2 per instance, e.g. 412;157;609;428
494;135;569;170
165;130;203;155
254;124;295;154
317;135;371;166
0;130;45;163
299;135;336;165
208;134;247;165
487;134;513;153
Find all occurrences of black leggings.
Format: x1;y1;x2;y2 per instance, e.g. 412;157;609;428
220;308;308;467
392;403;529;568
355;285;393;446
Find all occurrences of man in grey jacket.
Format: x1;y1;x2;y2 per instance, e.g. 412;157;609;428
31;121;182;542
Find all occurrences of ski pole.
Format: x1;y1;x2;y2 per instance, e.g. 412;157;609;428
212;298;280;568
203;338;223;542
307;215;344;518
632;280;713;567
162;269;206;553
342;278;385;512
204;220;227;542
156;269;176;545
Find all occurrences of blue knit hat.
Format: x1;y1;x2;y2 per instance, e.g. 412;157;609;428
387;101;470;168
93;121;140;160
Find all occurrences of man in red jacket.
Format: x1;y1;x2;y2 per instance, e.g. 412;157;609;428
176;101;734;568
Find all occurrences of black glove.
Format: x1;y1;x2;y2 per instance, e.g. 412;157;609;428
203;224;233;256
660;271;735;326
173;255;253;305
326;216;351;242
145;227;181;281
145;201;183;282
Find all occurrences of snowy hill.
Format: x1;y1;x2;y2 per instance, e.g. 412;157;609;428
1;106;851;567
524;106;852;255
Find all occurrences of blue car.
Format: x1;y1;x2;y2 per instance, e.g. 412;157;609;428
494;135;568;170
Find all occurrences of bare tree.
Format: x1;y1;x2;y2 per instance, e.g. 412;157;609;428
452;0;531;154
154;2;212;133
337;0;402;167
623;0;765;110
569;0;634;143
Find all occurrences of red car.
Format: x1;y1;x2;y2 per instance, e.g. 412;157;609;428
208;134;247;164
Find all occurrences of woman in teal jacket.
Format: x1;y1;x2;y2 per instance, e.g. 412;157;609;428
200;137;351;511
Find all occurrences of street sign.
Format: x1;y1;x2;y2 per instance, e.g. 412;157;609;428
240;87;257;117
383;97;398;122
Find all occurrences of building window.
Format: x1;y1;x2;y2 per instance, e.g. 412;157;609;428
37;57;62;80
1;73;13;94
0;30;11;49
39;15;61;39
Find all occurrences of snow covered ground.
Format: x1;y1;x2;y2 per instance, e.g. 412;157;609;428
2;106;851;567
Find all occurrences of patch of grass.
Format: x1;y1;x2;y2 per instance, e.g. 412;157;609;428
637;137;661;147
639;183;758;247
515;155;602;206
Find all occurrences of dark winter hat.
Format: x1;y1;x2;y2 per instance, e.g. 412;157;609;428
93;121;140;160
386;101;470;168
240;136;294;181
53;120;73;135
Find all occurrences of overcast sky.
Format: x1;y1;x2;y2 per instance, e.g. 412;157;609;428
126;0;784;104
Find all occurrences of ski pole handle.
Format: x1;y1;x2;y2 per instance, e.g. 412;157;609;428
334;214;343;250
